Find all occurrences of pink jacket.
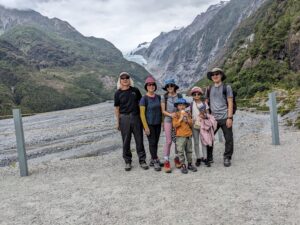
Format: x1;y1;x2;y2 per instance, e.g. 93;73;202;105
200;114;217;146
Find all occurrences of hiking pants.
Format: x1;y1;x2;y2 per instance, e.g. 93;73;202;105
192;127;207;159
119;114;146;164
147;124;161;160
207;119;234;160
163;122;178;160
176;136;193;164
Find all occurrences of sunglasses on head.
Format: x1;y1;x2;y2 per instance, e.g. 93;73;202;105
120;76;130;80
166;84;175;88
147;83;156;86
212;72;221;76
192;92;201;96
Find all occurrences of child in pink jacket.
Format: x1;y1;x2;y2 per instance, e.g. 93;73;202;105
199;104;217;167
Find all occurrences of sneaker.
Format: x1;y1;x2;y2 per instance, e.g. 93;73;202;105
204;159;211;167
174;156;181;169
187;163;197;172
195;158;201;167
153;159;161;172
140;162;149;170
164;161;172;173
181;164;188;174
149;159;154;167
224;158;231;167
125;163;132;171
158;159;164;167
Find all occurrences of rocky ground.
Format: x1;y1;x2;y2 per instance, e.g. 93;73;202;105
0;102;299;225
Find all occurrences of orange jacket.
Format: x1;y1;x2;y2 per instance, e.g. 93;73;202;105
172;112;193;137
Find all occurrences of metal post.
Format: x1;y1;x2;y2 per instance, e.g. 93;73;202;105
218;130;223;143
269;92;280;145
13;109;29;177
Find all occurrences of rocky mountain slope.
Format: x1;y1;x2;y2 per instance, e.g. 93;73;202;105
201;0;300;116
0;6;149;116
133;0;266;88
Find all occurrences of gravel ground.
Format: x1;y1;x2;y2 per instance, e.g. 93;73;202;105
0;102;300;225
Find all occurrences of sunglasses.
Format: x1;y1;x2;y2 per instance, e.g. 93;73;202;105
166;84;175;88
192;92;201;96
120;76;130;80
211;72;221;76
147;83;156;86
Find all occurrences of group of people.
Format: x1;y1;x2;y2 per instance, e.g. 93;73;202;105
114;68;234;174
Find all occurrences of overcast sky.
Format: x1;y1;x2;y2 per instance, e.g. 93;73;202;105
0;0;222;52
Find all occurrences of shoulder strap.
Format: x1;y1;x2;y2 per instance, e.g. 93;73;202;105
206;85;212;101
157;94;161;102
190;101;193;116
222;84;228;99
164;93;168;111
144;95;149;109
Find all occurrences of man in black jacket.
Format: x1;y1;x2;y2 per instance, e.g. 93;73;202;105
114;72;149;171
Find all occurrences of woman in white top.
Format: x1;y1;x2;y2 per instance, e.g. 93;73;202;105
190;86;210;167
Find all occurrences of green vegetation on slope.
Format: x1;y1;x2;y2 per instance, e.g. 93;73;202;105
0;24;148;116
222;0;300;98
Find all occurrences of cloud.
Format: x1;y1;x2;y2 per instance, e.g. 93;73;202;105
0;0;222;52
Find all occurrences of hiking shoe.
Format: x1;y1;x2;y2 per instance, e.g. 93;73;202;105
204;159;211;167
187;163;197;172
164;161;172;173
158;159;164;167
153;159;161;172
140;162;149;170
181;164;188;174
125;163;132;171
174;156;181;169
208;158;214;163
149;159;154;167
224;158;231;167
195;158;201;167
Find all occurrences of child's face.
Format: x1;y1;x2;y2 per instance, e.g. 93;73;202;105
177;104;186;111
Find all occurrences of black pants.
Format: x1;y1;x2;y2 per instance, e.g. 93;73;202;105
119;114;146;164
147;124;161;160
207;119;234;160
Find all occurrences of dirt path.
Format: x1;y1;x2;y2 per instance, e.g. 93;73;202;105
0;103;299;225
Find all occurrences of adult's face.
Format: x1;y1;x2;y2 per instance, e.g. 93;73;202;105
166;83;175;93
146;83;156;93
120;75;130;87
211;71;222;83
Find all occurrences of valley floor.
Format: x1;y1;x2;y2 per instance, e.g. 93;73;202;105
0;103;299;225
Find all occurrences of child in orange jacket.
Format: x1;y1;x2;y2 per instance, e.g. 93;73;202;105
172;98;197;174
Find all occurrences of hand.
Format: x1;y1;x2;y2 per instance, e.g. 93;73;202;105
171;112;177;118
116;123;120;131
226;118;233;128
145;128;150;136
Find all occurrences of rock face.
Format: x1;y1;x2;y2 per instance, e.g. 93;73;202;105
0;6;149;115
288;31;300;72
137;0;266;88
216;0;300;99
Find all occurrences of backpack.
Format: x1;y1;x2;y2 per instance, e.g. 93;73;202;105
164;93;183;111
189;101;207;116
206;84;237;115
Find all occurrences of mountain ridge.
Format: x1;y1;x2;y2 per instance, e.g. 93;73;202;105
0;5;149;116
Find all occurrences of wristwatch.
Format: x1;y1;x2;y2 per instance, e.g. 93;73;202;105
227;117;233;120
